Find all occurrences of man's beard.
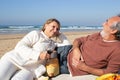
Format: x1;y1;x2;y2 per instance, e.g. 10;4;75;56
100;30;110;38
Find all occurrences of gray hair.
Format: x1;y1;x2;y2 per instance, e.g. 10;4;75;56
118;14;120;17
110;19;120;40
109;14;120;40
110;22;120;30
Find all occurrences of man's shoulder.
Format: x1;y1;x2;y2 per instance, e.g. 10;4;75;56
87;32;100;39
90;32;100;36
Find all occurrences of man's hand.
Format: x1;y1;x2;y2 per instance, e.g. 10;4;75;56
72;58;104;76
74;60;87;71
72;48;81;61
72;58;86;71
72;47;84;65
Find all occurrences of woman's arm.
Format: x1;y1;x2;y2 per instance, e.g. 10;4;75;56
55;33;71;47
14;31;41;61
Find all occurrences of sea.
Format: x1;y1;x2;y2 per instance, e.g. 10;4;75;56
0;25;102;34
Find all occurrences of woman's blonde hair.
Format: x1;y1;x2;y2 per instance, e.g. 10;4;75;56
41;18;61;31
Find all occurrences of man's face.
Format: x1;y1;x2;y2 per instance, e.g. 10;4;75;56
102;16;120;35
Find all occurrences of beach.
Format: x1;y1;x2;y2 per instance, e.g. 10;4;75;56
0;30;99;58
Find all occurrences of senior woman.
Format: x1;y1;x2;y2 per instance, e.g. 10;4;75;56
0;18;71;80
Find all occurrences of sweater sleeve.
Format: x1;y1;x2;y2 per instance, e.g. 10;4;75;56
14;30;40;61
56;33;71;47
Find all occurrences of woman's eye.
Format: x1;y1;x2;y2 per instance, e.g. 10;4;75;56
52;26;55;28
56;28;60;31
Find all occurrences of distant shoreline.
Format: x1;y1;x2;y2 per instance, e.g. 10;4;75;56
0;29;102;35
0;25;102;34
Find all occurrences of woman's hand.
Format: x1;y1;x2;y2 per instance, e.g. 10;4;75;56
39;51;50;60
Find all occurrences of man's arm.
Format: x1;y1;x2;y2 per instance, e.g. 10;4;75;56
72;36;105;76
72;37;104;76
73;59;104;76
72;37;86;61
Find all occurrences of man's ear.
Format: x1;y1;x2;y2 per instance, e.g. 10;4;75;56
111;29;117;34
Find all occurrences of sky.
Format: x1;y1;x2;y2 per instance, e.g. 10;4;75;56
0;0;120;26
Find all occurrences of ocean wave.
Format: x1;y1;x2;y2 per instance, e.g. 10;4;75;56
62;25;102;29
9;26;35;29
0;25;102;34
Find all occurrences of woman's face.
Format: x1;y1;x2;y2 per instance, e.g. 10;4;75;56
44;21;60;38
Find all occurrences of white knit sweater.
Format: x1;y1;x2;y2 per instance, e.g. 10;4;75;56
6;30;70;77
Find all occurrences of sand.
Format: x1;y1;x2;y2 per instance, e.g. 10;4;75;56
0;31;98;58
